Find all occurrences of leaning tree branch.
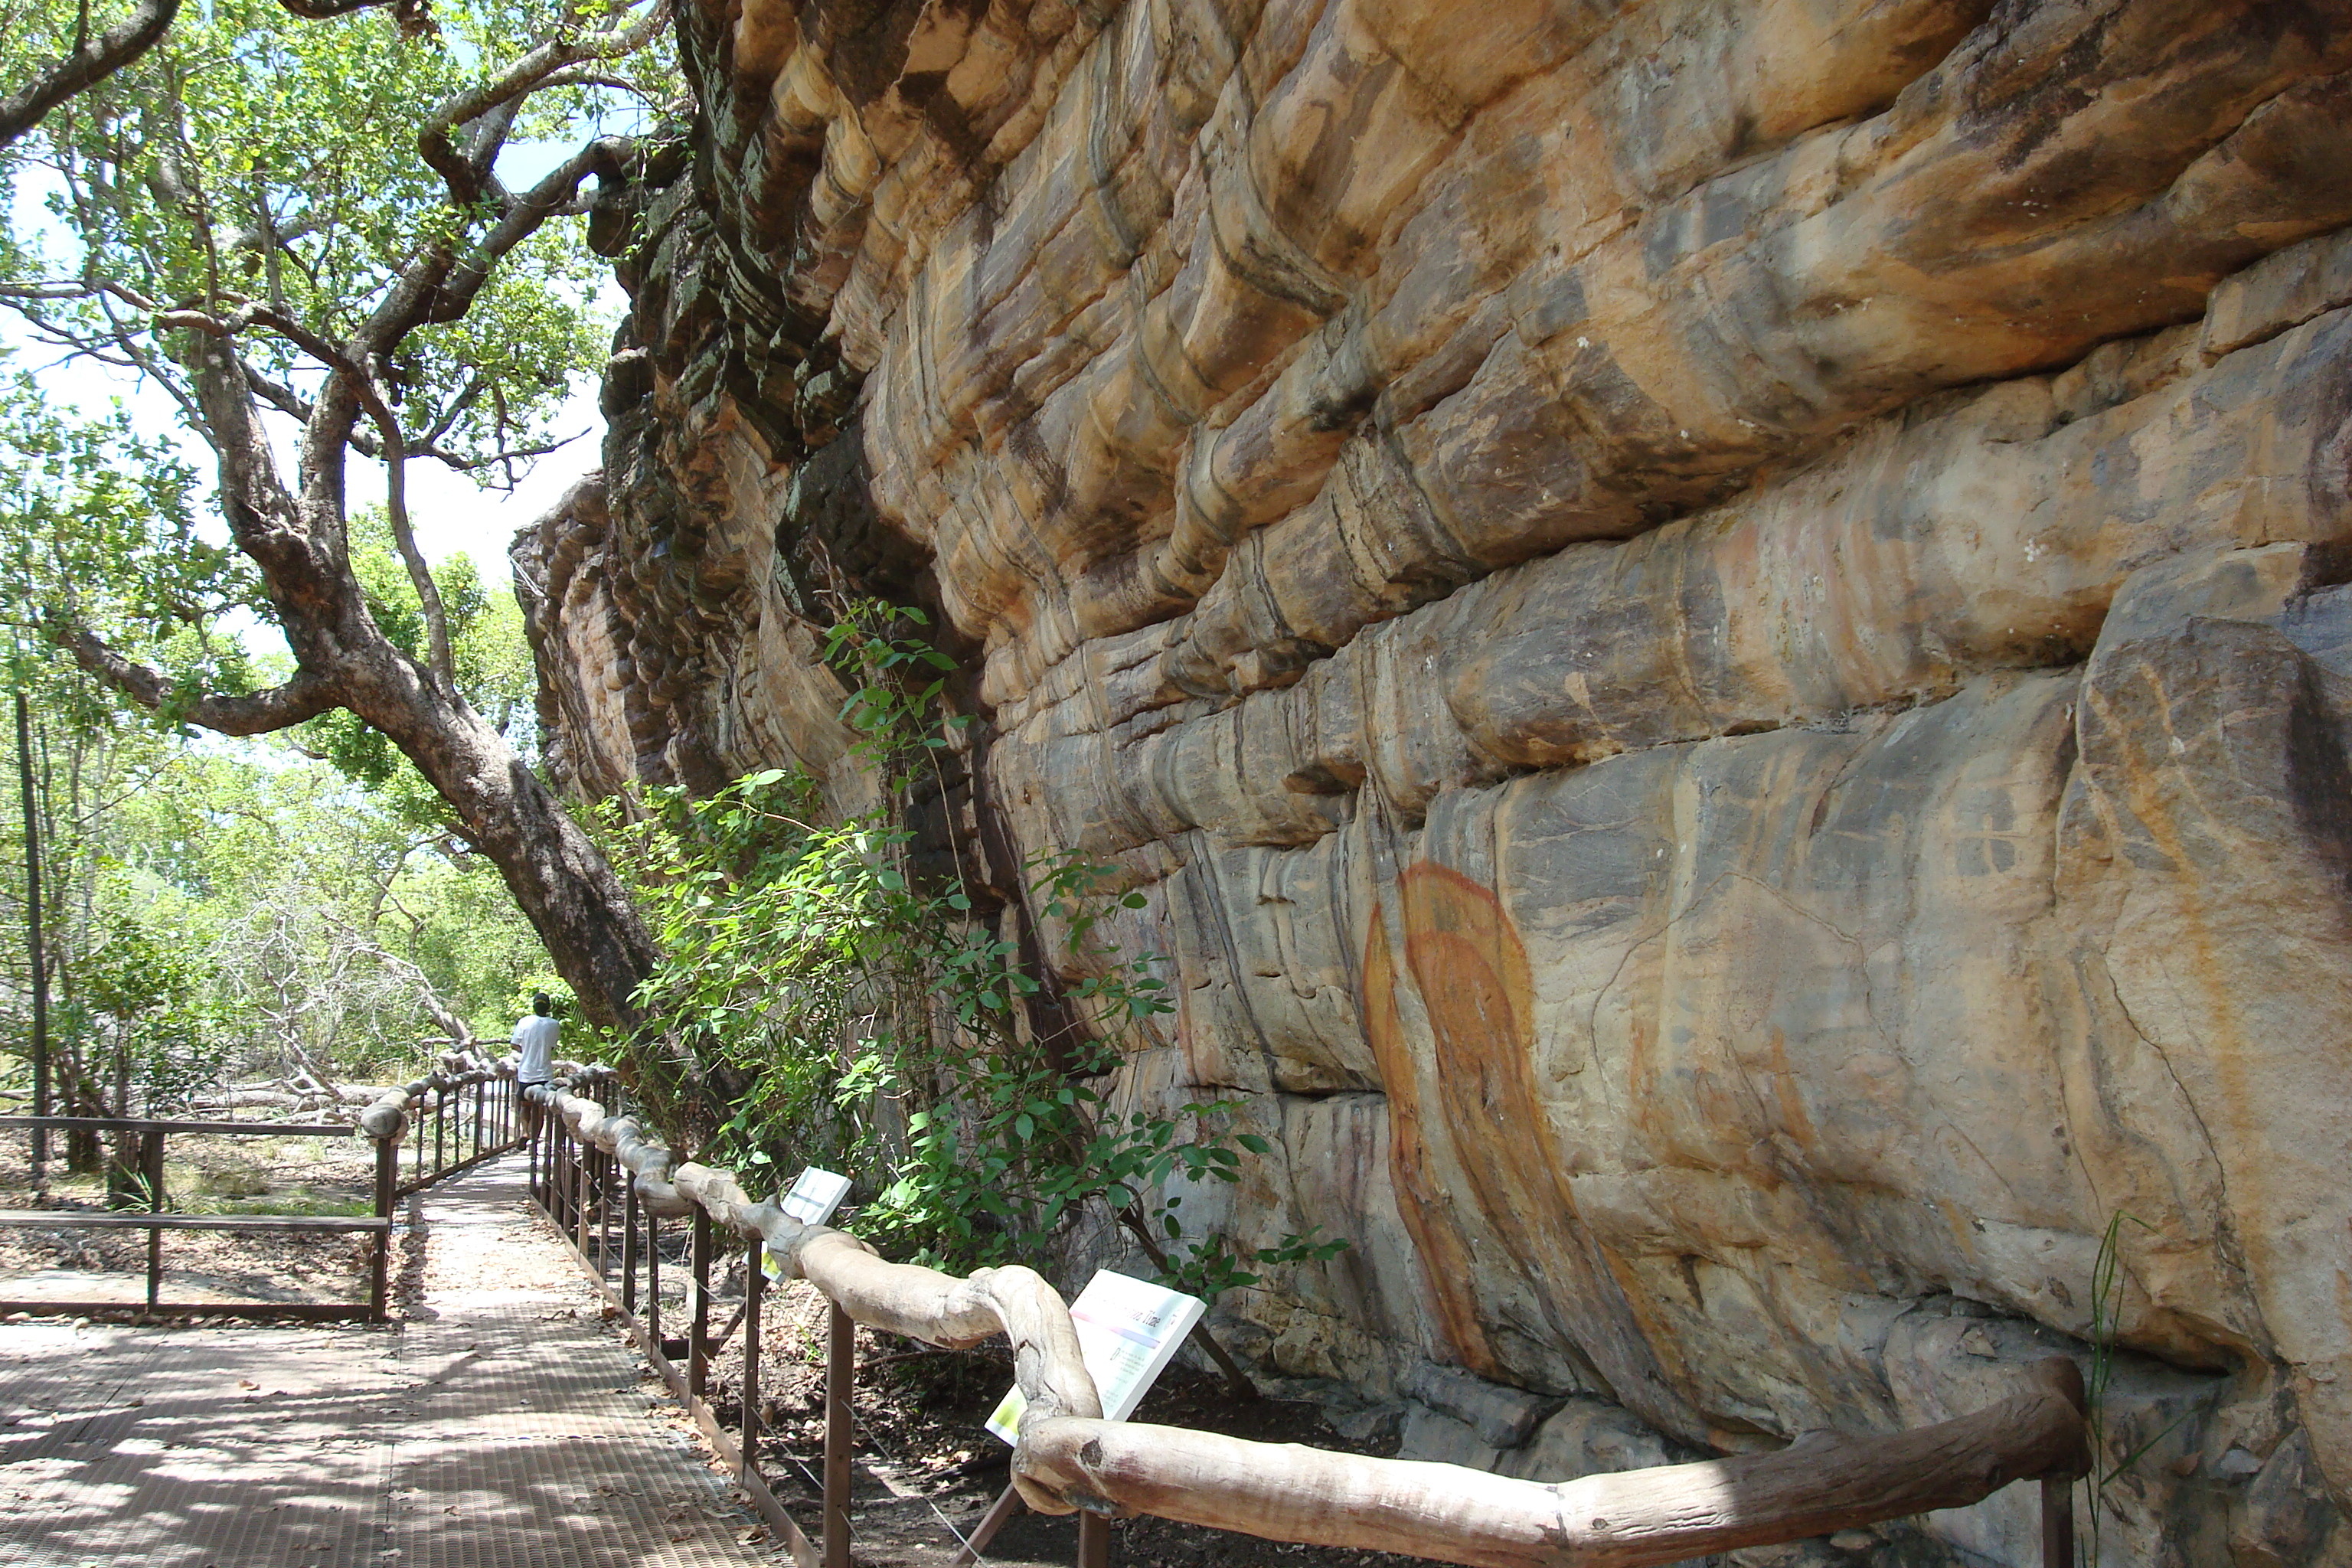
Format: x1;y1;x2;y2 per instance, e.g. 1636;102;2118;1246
162;301;456;692
276;0;434;32
0;277;162;310
358;126;625;364
423;0;668;138
0;0;183;150
332;915;475;1045
413;0;664;212
165;318;318;579
61;624;338;735
426;137;629;327
94;286;209;425
235;360;575;475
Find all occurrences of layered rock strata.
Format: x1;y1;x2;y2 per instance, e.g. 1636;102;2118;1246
515;3;2352;1563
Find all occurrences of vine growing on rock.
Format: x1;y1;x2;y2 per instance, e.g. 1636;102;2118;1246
605;603;1344;1338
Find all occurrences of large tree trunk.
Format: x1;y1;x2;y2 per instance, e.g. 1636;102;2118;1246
26;8;684;1096
351;662;660;1039
73;335;665;1043
245;346;664;1041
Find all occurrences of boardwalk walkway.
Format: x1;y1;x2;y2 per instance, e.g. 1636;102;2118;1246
0;1156;774;1568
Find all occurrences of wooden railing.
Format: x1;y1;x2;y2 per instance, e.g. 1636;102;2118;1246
356;1050;530;1199
525;1072;2091;1568
0;1055;529;1323
0;1114;396;1321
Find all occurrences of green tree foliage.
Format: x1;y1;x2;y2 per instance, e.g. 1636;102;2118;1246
0;0;675;1039
116;746;554;1075
0;0;656;704
0;0;642;479
0;378;554;1119
0;369;227;704
0;698;559;1114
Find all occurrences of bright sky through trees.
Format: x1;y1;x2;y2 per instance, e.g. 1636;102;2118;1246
3;155;612;578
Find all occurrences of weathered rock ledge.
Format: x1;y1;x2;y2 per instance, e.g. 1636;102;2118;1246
514;4;2352;1562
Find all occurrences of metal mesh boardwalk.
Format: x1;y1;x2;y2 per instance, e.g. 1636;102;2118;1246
0;1157;773;1568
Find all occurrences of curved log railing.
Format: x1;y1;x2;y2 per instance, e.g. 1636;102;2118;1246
351;1049;531;1314
356;1047;528;1196
526;1073;2090;1568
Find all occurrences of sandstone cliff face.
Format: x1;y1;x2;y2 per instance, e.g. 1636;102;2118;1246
514;4;2352;1561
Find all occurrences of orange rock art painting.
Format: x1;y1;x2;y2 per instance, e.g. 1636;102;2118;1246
1366;862;1676;1420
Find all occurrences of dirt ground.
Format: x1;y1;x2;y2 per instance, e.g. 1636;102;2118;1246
674;1266;1425;1568
0;1126;379;1309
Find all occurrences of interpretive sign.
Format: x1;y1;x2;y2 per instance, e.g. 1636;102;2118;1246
780;1166;853;1225
985;1269;1205;1443
763;1166;853;1280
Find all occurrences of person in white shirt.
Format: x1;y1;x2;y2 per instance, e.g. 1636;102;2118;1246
513;991;560;1132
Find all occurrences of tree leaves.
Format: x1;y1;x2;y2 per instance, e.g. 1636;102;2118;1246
1;0;654;470
0;372;231;720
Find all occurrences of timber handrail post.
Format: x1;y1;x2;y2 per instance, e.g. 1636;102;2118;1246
2040;1356;2088;1568
824;1301;853;1568
591;1142;605;1277
2042;1478;2075;1568
141;1128;165;1311
645;1204;662;1341
590;1142;605;1276
742;1236;765;1482
574;1135;593;1256
688;1206;712;1401
370;1123;397;1322
600;1145;616;1279
1078;1510;1110;1568
622;1171;639;1315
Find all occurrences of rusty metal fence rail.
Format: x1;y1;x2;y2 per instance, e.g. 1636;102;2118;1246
0;1052;528;1323
0;1114;394;1321
526;1069;2092;1568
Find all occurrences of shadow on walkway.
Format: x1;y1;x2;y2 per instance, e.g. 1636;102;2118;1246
0;1155;774;1567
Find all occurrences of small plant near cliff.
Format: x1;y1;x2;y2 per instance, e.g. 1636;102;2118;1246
606;603;1346;1327
2081;1210;2182;1564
